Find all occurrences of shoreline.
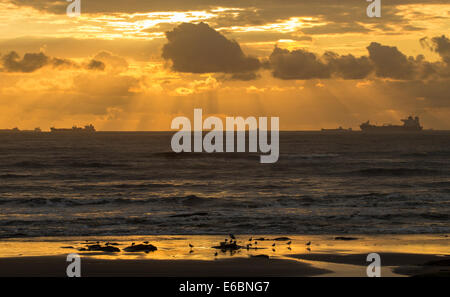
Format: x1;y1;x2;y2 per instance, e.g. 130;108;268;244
0;234;448;277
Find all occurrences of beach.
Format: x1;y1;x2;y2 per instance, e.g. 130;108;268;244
0;234;448;277
0;133;449;277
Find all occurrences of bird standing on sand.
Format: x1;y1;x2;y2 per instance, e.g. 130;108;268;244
230;234;236;240
287;241;291;245
144;241;149;244
307;247;311;252
306;241;311;246
272;243;276;247
214;252;218;257
249;237;252;241
189;244;194;249
132;242;135;246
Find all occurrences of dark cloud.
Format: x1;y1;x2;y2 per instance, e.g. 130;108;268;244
422;35;450;64
162;22;260;74
269;35;450;81
323;52;373;79
0;51;107;73
86;59;106;71
269;47;331;79
51;57;77;68
366;42;416;79
269;47;372;80
1;51;49;73
367;42;445;80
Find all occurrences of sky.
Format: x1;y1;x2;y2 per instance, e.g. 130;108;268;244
0;0;449;131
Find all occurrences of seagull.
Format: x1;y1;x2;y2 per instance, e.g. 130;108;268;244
287;241;292;245
214;252;218;257
272;243;276;247
272;248;276;252
143;241;149;244
249;237;253;241
287;247;292;250
230;234;236;240
254;241;258;245
189;244;194;249
307;247;311;252
306;241;311;246
131;242;135;246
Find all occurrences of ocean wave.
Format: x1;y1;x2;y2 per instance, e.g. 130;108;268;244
67;161;126;168
0;194;212;207
354;168;443;176
0;173;33;179
9;161;46;168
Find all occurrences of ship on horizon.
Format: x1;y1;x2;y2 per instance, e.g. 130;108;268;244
321;126;353;132
360;116;423;132
50;124;96;133
0;127;42;133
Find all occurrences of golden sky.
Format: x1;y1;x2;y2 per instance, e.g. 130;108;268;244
0;0;449;130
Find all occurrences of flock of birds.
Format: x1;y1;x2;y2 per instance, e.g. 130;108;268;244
187;234;313;257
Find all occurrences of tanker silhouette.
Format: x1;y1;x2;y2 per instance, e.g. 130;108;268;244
360;116;423;132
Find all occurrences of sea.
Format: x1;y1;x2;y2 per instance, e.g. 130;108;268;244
0;132;449;238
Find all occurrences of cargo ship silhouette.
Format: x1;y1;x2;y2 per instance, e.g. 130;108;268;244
360;116;423;132
50;124;96;133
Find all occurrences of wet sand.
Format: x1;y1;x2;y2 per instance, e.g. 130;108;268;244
0;256;330;277
0;234;448;277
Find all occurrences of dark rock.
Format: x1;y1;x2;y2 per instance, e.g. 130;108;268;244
124;244;157;252
251;254;270;259
273;237;291;241
85;244;120;252
100;246;121;252
170;212;208;218
334;236;359;241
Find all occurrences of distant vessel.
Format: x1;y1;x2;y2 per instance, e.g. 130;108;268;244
360;116;423;132
321;127;353;132
50;124;96;133
0;127;41;133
